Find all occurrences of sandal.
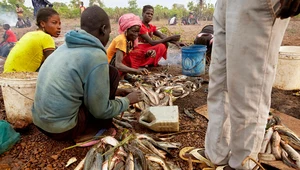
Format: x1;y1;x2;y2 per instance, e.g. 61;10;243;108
179;147;214;168
179;147;203;163
189;148;215;168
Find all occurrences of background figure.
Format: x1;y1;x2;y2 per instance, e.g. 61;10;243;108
32;0;53;17
79;1;86;14
169;14;177;25
0;24;17;68
187;12;197;25
0;24;17;58
15;4;24;19
205;0;296;169
16;18;26;28
25;17;32;27
194;25;213;64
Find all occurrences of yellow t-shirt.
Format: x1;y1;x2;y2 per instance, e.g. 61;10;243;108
4;31;55;73
106;34;127;63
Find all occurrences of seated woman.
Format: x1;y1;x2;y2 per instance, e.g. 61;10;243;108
194;24;213;64
107;13;157;76
0;24;17;58
4;7;61;73
137;5;184;66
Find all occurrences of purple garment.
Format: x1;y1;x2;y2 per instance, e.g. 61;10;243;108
31;0;52;16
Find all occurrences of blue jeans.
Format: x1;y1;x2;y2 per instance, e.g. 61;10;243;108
0;43;15;57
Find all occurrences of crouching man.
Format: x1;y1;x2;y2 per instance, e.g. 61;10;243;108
32;6;142;141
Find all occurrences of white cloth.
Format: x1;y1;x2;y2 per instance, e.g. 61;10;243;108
169;17;176;25
205;0;289;169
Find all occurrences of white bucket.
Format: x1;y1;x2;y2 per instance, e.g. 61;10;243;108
0;72;38;129
273;46;300;90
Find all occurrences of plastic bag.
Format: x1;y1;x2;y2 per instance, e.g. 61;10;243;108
0;120;20;155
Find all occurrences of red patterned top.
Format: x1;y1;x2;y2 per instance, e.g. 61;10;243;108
138;23;157;43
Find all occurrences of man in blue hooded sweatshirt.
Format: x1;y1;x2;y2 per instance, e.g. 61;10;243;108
32;6;143;141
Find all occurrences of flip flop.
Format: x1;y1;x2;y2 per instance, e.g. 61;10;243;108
179;147;204;163
179;147;213;166
189;148;215;168
180;147;230;170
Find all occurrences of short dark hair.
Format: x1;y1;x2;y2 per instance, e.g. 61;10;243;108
194;34;213;47
142;5;154;13
3;24;10;30
36;7;59;27
80;6;109;32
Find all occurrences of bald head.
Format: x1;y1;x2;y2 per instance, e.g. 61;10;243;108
81;5;109;33
81;6;111;46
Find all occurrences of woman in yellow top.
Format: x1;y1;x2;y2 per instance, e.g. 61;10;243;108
107;13;155;76
4;7;61;73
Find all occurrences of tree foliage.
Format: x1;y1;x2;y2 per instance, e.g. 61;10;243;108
0;0;215;23
89;0;104;7
127;0;139;15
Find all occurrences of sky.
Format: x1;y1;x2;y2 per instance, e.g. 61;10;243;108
24;0;217;9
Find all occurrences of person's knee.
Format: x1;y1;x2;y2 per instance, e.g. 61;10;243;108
109;65;120;78
156;43;168;49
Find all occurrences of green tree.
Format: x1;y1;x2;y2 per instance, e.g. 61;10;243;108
201;3;214;20
52;2;68;8
153;5;169;20
0;0;31;18
170;3;188;19
127;0;139;15
70;0;80;8
53;1;80;19
187;1;195;12
89;0;104;7
112;7;128;22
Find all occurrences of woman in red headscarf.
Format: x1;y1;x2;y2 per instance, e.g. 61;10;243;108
107;13;157;76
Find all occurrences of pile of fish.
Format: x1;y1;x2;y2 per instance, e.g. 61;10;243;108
119;73;202;111
259;114;300;169
74;133;182;170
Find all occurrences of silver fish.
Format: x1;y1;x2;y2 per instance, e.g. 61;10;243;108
141;139;166;159
145;154;171;170
125;152;134;170
90;151;103;170
275;125;300;150
84;147;97;170
113;118;133;129
280;140;300;168
128;145;147;170
281;149;298;169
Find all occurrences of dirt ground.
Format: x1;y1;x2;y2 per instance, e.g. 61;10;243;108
0;18;300;170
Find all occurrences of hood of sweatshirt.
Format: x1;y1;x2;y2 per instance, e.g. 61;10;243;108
64;29;106;53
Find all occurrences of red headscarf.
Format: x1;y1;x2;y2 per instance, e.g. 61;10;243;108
118;13;142;47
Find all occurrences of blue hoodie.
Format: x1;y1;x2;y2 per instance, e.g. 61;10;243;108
32;29;130;133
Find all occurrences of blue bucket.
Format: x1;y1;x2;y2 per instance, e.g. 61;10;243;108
181;45;207;76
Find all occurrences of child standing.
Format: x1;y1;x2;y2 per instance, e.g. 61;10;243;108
80;1;86;15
